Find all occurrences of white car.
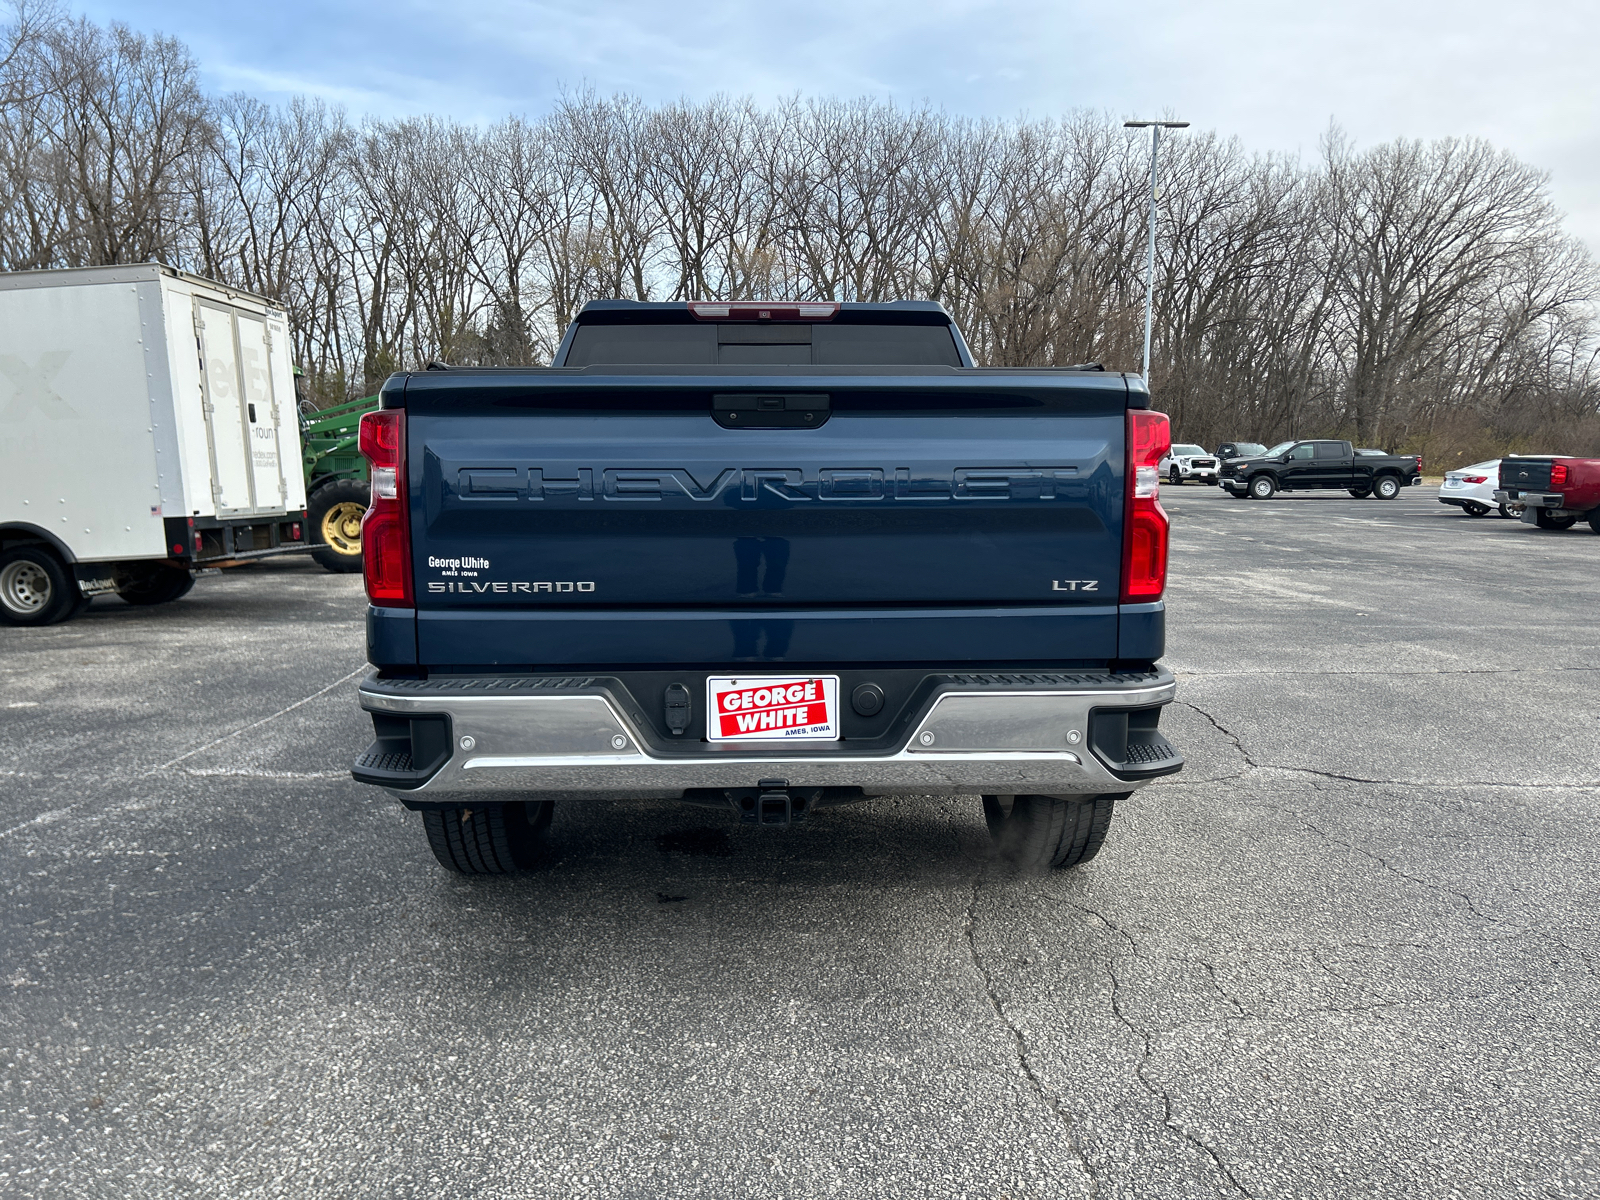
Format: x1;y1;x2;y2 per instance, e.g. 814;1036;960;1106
1439;460;1515;517
1160;443;1220;486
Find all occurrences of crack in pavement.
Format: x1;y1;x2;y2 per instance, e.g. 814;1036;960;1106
1246;798;1600;981
1178;700;1600;790
1200;960;1249;1017
960;871;1099;1197
1068;902;1255;1198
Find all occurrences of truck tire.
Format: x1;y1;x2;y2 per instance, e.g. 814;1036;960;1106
0;546;80;627
1248;475;1276;500
1589;512;1600;534
118;567;195;606
421;801;553;873
1168;466;1182;485
308;478;370;574
982;793;1121;871
1372;475;1401;500
1347;487;1371;498
1535;510;1577;531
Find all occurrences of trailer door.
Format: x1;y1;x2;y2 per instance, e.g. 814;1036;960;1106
196;300;256;514
235;313;289;511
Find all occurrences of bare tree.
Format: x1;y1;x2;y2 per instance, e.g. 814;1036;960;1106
2;6;1596;448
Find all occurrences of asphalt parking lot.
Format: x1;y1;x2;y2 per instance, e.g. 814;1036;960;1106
2;482;1597;1199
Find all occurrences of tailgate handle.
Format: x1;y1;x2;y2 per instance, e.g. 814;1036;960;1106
713;393;830;430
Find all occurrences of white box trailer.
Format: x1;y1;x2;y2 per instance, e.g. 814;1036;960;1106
0;264;312;625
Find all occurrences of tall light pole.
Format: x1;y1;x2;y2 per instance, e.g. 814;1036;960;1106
1124;119;1188;388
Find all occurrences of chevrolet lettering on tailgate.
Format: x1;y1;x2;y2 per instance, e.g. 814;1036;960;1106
455;466;1083;502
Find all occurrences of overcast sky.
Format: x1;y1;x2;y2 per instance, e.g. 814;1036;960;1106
82;0;1600;251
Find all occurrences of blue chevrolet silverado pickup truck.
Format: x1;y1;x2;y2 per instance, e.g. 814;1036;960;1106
349;300;1183;874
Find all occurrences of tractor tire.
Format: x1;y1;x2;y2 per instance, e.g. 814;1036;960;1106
982;793;1122;871
0;546;79;626
308;478;370;574
119;567;195;606
421;801;553;874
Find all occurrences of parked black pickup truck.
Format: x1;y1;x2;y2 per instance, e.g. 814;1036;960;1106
349;299;1183;876
1219;439;1423;500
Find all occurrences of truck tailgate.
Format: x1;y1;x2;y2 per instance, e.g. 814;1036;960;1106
403;372;1128;666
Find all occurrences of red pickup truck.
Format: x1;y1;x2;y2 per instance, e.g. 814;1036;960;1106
1495;457;1600;531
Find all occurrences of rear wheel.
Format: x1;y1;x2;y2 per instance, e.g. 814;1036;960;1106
308;478;370;574
118;567;194;606
982;793;1122;871
1535;509;1577;531
1248;475;1276;500
1347;487;1371;498
1372;475;1401;500
1497;504;1516;519
421;801;553;873
1462;501;1489;517
0;546;80;626
1589;512;1600;534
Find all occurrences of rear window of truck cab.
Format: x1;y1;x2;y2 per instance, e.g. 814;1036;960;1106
564;321;963;367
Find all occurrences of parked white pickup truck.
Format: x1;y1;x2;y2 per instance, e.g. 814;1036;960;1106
1158;443;1220;486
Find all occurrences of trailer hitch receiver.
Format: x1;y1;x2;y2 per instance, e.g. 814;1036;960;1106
730;779;809;826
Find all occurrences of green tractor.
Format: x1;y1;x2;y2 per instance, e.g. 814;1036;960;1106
300;393;379;573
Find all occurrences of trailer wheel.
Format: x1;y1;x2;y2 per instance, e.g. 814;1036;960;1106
421;801;553;874
982;793;1122;871
0;546;79;627
119;567;195;606
308;478;369;574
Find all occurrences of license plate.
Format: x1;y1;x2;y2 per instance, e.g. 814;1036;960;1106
706;675;840;741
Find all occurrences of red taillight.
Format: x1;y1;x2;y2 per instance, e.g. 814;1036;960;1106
359;409;412;606
290;522;301;541
1122;409;1171;603
687;301;840;321
1461;475;1488;484
1551;462;1569;486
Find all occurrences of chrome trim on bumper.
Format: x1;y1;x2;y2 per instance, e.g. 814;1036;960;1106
1495;489;1560;508
357;672;1178;797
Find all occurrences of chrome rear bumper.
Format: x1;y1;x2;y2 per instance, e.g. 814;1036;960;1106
353;669;1181;800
